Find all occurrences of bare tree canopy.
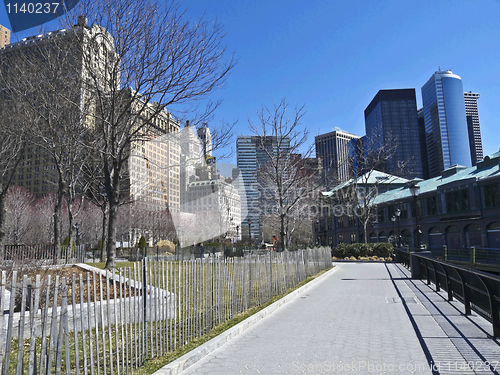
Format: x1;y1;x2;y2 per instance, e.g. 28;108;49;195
57;0;235;268
249;99;322;251
323;135;409;244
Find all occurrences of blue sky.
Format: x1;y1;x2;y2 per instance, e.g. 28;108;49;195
2;0;500;165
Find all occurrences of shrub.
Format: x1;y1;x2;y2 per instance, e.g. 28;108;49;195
351;243;372;257
373;242;393;258
137;236;147;248
332;243;350;258
332;242;393;260
62;237;69;247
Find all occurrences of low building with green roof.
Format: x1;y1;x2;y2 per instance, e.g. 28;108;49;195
315;151;500;250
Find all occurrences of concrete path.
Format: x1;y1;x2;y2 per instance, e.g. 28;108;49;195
162;262;500;375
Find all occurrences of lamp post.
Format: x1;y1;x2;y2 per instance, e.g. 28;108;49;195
409;183;421;251
391;216;396;245
236;225;239;242
316;219;320;246
395;208;401;247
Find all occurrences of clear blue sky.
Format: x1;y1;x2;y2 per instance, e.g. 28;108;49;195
2;0;500;165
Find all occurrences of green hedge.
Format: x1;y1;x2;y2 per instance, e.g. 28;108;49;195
332;242;393;258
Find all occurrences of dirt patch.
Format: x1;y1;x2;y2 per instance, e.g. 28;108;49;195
8;266;139;311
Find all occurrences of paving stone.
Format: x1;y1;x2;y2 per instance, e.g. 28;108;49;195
155;262;500;375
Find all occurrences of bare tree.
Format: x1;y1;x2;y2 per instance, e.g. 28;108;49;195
31;193;57;244
0;26;96;261
325;135;408;243
249;99;321;252
4;186;35;244
54;0;236;269
0;65;29;255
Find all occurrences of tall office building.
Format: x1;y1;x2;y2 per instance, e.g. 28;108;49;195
417;108;430;179
1;19;181;212
180;124;204;207
464;91;483;166
364;89;423;179
421;70;471;177
236;136;290;240
197;124;212;159
0;24;10;48
1;18;119;196
315;129;360;187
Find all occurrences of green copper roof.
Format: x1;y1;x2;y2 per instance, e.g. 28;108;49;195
322;170;410;197
372;152;500;205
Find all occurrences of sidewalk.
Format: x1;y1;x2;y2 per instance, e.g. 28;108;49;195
158;262;500;375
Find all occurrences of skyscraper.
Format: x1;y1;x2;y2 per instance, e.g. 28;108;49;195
417;108;430;179
364;89;423;179
0;24;10;48
315;129;360;187
464;91;483;166
236;136;290;240
197;123;212;159
421;70;471;177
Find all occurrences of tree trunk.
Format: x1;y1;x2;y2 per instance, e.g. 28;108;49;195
104;170;120;270
0;191;6;260
53;181;65;261
100;205;108;262
280;213;286;252
68;199;75;248
105;197;118;269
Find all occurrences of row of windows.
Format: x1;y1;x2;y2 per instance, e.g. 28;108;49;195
318;183;500;231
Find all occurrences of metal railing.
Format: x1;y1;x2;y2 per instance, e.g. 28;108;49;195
395;248;500;337
428;246;500;268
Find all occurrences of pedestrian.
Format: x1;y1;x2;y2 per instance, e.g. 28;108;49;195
200;242;205;259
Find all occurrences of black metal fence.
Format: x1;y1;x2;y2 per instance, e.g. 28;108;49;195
395;248;500;337
428;246;500;267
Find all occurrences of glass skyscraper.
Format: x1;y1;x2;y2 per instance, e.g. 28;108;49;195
364;89;423;179
421;70;471;177
236;136;290;240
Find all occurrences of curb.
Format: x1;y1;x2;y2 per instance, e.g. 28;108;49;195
153;265;340;375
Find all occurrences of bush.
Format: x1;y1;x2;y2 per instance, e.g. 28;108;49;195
373;242;393;258
137;236;147;248
332;243;350;258
332;242;393;259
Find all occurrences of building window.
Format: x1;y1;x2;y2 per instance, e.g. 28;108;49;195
337;217;344;228
338;234;344;244
377;208;385;223
348;216;356;227
484;184;500;208
446;189;469;213
426;196;438;216
400;203;408;219
411;199;422;217
350;233;356;243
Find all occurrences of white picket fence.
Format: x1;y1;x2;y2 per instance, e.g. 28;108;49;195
0;247;332;374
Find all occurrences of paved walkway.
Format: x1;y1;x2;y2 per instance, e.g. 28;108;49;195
173;262;500;375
